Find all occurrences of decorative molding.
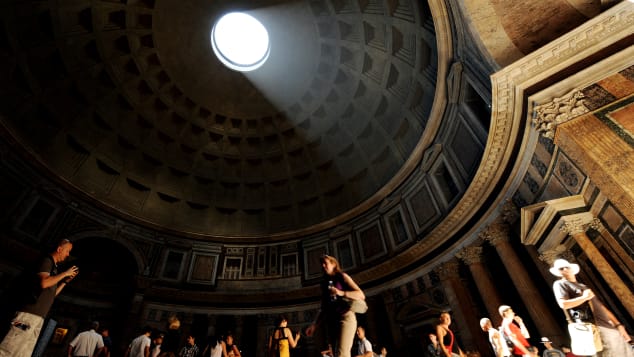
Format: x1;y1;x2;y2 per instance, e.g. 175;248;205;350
435;259;461;279
533;90;589;139
561;217;601;235
378;195;402;213
500;199;519;224
479;222;510;246
447;61;463;104
538;244;575;265
329;225;353;238
456;246;483;265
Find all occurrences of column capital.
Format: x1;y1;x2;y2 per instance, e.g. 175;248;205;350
561;217;601;235
538;245;575;265
456;246;484;265
435;259;461;279
479;222;510;246
533;89;588;139
501;199;520;224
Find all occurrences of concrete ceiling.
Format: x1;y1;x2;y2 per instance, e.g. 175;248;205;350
0;0;605;242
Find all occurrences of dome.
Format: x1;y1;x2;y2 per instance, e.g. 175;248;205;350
0;0;439;240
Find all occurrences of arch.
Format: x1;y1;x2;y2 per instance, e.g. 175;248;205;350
67;231;145;275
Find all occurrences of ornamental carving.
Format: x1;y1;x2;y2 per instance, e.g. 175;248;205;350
561;217;601;235
533;90;589;139
456;246;483;265
435;259;461;279
446;61;463;104
479;222;510;246
539;245;575;265
501;199;519;224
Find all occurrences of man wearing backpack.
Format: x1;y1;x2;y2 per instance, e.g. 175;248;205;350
480;318;511;357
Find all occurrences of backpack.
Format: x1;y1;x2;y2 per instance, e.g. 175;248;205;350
499;326;515;349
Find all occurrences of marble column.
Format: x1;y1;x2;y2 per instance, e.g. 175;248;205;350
456;245;504;326
435;259;490;355
561;217;634;317
480;222;563;341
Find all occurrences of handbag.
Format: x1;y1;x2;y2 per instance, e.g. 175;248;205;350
568;322;602;356
345;298;368;313
563;298;603;356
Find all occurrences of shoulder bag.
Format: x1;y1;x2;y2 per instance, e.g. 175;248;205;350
344;298;368;314
563;299;603;355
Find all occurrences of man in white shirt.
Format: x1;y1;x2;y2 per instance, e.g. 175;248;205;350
480;317;511;357
355;326;373;357
68;321;104;357
125;326;152;357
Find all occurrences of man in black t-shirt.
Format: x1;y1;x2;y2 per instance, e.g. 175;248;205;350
0;238;78;357
550;258;633;357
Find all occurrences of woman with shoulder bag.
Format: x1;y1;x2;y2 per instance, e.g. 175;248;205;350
306;255;366;357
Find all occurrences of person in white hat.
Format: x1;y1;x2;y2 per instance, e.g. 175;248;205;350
539;337;564;357
550;258;633;357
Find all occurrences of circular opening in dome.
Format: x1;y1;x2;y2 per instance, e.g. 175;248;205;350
211;12;270;72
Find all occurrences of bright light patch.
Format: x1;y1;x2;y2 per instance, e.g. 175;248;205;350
211;12;270;72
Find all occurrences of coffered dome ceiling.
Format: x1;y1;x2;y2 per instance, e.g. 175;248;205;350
0;0;438;238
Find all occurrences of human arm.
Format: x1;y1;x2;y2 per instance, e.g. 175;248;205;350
553;280;594;310
306;310;322;336
40;265;78;290
558;289;594;310
450;344;466;357
285;327;300;348
356;339;373;357
268;334;273;353
331;273;365;301
513;316;530;338
231;344;241;357
92;336;105;357
93;347;104;357
490;330;504;357
68;334;80;357
595;302;631;342
502;323;530;355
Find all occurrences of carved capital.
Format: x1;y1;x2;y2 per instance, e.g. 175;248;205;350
479;222;510;246
533;90;589;139
561;217;601;235
456;246;483;265
435;259;461;279
501;199;519;224
538;245;575;265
